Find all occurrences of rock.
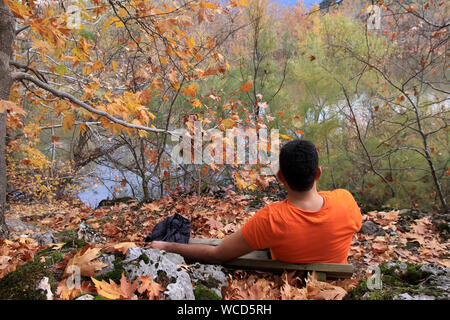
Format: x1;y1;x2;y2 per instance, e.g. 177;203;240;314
385;261;408;271
76;294;95;300
6;218;39;233
412;295;436;300
419;264;450;300
374;229;386;237
164;271;195;300
393;293;413;300
97;246;231;300
122;248;195;300
361;292;372;299
397;209;411;215
419;264;447;276
360;221;379;235
189;263;227;298
36;277;53;300
393;293;436;300
77;221;106;243
97;254;116;275
35;233;56;246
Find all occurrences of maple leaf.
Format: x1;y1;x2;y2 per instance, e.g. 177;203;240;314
304;272;347;300
102;242;137;255
280;281;307;300
57;278;81;300
143;202;161;212
91;273;138;300
62;113;76;131
64;247;107;277
137;276;165;300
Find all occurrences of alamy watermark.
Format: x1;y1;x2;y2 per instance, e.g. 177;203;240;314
366;5;382;30
366;266;383;290
170;121;280;175
66;2;82;29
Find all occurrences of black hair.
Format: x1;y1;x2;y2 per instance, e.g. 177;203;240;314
279;139;319;192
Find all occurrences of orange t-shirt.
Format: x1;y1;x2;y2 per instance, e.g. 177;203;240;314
241;189;362;264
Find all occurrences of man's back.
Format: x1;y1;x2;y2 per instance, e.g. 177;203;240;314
241;189;362;264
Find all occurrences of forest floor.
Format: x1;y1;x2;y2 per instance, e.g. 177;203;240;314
1;193;449;300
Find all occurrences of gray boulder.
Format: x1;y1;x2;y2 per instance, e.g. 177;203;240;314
189;263;228;298
122;247;195;300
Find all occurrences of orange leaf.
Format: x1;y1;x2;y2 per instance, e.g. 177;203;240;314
137;276;165;300
240;80;252;92
64;247;107;277
62;114;76;131
182;84;198;97
91;273;138;300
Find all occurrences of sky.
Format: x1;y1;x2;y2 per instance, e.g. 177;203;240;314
274;0;320;8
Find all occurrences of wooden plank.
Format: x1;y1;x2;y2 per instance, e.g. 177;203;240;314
189;238;354;279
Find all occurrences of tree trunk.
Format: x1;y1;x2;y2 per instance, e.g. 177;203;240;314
0;0;15;237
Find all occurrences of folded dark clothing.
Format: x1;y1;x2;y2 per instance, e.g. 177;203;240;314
145;213;191;244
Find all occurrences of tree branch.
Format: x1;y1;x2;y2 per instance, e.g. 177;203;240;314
12;72;174;135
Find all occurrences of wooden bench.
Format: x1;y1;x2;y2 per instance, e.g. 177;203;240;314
189;238;353;281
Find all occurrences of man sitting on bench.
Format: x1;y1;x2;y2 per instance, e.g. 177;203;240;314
149;139;362;265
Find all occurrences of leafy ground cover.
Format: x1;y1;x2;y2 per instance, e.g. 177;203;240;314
1;193;448;300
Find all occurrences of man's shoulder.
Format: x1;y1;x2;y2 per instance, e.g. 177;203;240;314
254;200;287;216
322;188;355;199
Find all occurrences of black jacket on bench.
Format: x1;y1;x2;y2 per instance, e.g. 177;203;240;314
145;213;191;244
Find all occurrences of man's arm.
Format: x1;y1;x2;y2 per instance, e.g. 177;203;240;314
148;229;253;264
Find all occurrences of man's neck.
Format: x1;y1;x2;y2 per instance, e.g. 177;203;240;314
287;186;324;212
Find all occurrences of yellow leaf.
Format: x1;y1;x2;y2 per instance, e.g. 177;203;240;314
62;114;76;131
111;61;118;72
222;119;234;129
92;61;104;72
191;99;202;108
182;84;198;97
91;273;138;300
185;37;196;49
118;7;128;18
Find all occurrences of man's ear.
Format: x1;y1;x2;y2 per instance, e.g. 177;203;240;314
316;167;322;180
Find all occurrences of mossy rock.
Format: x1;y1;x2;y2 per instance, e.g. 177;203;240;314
54;229;77;242
197;275;222;289
346;261;435;300
95;259;126;284
194;284;222;300
62;238;87;249
139;253;150;264
0;257;57;300
154;270;176;288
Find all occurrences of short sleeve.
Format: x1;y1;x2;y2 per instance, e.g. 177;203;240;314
341;189;362;232
241;205;274;250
